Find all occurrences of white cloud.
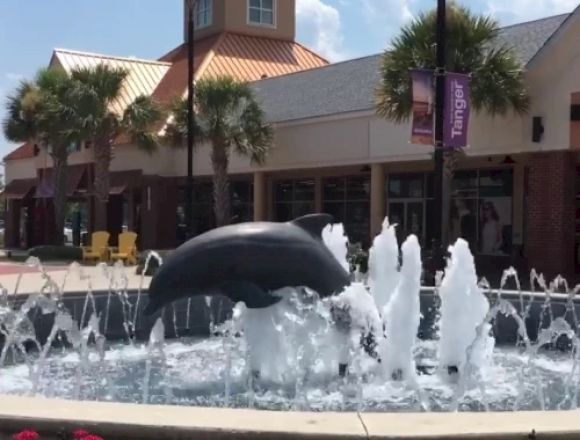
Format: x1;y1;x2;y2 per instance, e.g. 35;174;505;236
360;0;415;48
4;73;24;82
485;0;577;23
296;0;347;61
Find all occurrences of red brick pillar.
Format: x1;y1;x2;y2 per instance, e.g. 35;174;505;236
4;199;20;249
525;151;576;280
139;177;178;250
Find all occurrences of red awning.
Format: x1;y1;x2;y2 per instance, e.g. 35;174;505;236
35;166;87;198
3;179;36;199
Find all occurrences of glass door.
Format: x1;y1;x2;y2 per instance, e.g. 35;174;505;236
388;200;426;245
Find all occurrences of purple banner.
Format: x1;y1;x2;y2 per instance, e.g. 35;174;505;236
444;72;471;149
410;70;434;146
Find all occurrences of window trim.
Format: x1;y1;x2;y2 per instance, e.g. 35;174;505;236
195;0;213;30
247;0;277;29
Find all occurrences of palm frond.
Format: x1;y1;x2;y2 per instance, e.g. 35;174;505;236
376;3;528;121
2;80;38;142
71;65;128;102
123;95;164;154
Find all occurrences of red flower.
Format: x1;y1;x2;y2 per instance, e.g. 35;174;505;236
13;431;40;440
73;430;90;440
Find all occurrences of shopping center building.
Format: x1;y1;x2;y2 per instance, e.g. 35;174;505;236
3;0;580;280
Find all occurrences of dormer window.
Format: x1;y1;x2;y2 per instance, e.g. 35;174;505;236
195;0;213;29
248;0;275;27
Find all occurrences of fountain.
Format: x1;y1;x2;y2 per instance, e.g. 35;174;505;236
0;214;579;438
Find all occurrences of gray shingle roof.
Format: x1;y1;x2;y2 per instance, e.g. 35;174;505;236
252;13;571;124
495;13;570;64
253;54;382;124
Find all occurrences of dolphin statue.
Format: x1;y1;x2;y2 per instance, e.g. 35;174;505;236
145;214;351;314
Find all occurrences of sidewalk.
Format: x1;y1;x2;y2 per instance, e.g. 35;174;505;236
0;263;151;296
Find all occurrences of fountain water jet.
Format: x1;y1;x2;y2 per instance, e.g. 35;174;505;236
438;239;492;377
380;235;422;381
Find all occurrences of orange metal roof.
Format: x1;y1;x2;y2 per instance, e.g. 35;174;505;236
201;33;328;82
155;32;328;100
4;142;35;161
5;34;326;161
52;49;172;116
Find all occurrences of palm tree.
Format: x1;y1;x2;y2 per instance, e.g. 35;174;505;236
3;69;89;245
376;4;530;247
165;76;273;227
71;65;164;230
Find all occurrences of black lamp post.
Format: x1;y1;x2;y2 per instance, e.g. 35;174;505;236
432;0;447;269
185;0;196;239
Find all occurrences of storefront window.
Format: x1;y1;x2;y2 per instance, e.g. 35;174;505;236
389;169;514;255
477;169;513;256
387;173;431;245
178;180;254;239
274;179;315;222
231;181;254;224
323;176;370;247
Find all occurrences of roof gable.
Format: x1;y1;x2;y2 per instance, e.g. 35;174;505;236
52;48;171;116
495;13;571;65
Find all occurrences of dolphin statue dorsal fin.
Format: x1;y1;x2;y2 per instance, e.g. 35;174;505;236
290;214;335;239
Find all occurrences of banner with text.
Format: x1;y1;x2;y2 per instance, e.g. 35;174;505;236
444;72;471;149
410;69;434;146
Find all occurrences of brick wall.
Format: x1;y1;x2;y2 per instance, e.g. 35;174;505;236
525;151;576;280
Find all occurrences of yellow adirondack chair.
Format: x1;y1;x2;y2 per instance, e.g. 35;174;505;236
82;231;110;263
110;232;138;265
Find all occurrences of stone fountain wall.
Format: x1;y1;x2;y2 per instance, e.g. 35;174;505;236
12;289;580;349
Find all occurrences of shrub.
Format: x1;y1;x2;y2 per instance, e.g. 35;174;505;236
28;246;83;262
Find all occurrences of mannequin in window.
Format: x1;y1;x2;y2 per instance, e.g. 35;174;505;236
450;198;476;248
481;201;503;255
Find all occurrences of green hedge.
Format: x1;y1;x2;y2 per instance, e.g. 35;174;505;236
136;250;173;276
28;245;83;261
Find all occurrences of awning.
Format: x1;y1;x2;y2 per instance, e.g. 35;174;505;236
35;165;88;198
3;179;36;200
109;170;142;195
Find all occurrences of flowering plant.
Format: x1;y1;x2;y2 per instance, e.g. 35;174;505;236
13;430;104;440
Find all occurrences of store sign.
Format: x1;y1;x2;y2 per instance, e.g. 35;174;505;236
444;72;471;149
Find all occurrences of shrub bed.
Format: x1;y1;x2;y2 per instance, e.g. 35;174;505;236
28;246;83;262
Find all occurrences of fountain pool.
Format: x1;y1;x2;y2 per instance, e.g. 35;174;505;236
0;217;578;418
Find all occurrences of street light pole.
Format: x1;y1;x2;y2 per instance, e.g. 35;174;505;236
185;0;196;239
432;0;446;269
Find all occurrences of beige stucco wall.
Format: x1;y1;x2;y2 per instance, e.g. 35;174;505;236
191;0;295;41
110;143;175;176
224;0;295;41
526;13;580;152
4;158;36;182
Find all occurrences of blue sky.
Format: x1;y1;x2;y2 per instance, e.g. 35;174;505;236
0;0;577;161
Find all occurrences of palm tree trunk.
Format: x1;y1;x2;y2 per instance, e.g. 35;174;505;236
211;143;231;227
441;149;459;249
51;149;68;246
93;141;112;231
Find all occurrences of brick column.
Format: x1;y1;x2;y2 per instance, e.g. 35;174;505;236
525;151;576;280
314;176;323;213
140;177;178;250
4;199;19;248
253;172;267;222
370;163;385;238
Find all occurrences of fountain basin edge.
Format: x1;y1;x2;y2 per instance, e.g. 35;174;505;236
0;395;578;439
